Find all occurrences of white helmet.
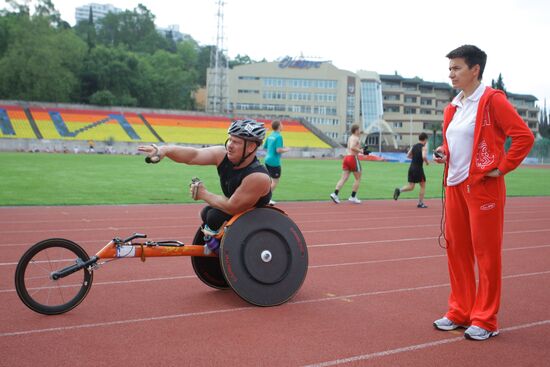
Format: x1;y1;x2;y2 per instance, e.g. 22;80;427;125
227;119;266;144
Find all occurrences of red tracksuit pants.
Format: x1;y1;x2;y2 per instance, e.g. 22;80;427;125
444;175;505;332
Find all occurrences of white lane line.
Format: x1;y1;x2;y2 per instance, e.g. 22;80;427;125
0;275;198;293
0;225;195;234
2;216;549;235
2;225;549;251
308;235;550;249
310;244;550;265
2;208;545;225
1;243;549;271
301;319;550;367
1;270;549;337
1;247;548;293
292;270;550;305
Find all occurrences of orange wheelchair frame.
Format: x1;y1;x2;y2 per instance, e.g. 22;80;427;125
15;207;308;315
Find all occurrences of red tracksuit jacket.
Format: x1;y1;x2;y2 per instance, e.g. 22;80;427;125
441;87;534;184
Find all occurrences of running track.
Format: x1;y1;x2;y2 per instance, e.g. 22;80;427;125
1;197;549;366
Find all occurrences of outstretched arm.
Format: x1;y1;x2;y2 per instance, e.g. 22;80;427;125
138;145;226;166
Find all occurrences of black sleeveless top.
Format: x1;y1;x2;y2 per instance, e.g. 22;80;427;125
217;155;272;207
410;143;424;167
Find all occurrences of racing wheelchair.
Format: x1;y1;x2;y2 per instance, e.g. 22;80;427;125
15;206;308;315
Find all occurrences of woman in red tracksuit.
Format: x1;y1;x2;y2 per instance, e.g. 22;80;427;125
432;45;534;341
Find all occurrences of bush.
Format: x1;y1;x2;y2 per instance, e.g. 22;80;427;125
90;90;116;106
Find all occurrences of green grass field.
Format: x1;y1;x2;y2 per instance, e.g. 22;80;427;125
1;152;549;206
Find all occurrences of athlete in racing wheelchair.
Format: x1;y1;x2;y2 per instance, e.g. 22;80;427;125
138;119;272;252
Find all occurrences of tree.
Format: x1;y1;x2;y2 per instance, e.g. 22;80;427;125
491;73;507;96
0;14;86;102
95;4;170;54
89;89;116;105
229;54;254;68
33;0;62;27
73;6;98;50
86;6;96;49
530;138;550;162
196;45;213;86
137;50;198;109
78;45;140;106
0;2;205;110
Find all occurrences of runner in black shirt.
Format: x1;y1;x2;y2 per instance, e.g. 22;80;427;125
393;132;430;208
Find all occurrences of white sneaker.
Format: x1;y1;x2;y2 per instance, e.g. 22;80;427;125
348;196;361;204
268;200;276;206
330;193;340;204
464;325;499;341
433;317;466;331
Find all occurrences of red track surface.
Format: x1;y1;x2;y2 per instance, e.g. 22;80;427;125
1;198;549;366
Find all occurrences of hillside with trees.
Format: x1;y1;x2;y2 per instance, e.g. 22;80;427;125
0;0;255;110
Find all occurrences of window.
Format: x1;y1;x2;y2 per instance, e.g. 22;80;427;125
384;106;400;113
404;96;417;103
382;82;400;89
404;107;417;114
262;91;286;100
263;78;285;87
384;94;400;101
238;89;259;94
420;109;432;115
420;98;432;105
394;122;403;128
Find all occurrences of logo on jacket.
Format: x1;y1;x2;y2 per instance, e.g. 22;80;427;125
480;202;496;211
475;140;495;169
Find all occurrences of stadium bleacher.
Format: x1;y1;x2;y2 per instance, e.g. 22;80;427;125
29;107;159;143
1;103;331;149
270;119;330;148
0;105;37;139
141;113;229;145
138;113;331;148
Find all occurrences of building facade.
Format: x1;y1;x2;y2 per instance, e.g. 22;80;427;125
507;92;539;131
221;58;360;143
213;59;539;149
379;74;452;151
75;3;121;24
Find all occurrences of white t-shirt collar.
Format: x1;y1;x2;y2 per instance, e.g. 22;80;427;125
451;83;485;108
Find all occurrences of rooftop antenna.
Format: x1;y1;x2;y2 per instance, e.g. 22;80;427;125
207;0;229;115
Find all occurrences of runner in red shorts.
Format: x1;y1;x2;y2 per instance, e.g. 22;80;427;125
330;124;362;204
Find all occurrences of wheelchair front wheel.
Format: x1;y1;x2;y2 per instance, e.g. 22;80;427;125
15;238;94;315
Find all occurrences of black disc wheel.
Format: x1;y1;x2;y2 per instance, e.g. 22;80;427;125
190;227;229;290
15;238;93;315
220;207;308;306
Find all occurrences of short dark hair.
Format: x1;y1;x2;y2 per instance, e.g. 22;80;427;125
271;120;281;130
446;45;487;81
351;124;360;134
418;132;428;141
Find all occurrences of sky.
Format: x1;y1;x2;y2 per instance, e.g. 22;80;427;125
3;0;550;107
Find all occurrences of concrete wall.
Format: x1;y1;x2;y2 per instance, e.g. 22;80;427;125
0;138;338;159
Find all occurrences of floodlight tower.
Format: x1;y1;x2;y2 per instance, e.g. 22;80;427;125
207;0;229;115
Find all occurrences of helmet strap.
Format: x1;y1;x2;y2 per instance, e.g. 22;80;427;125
235;140;258;167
